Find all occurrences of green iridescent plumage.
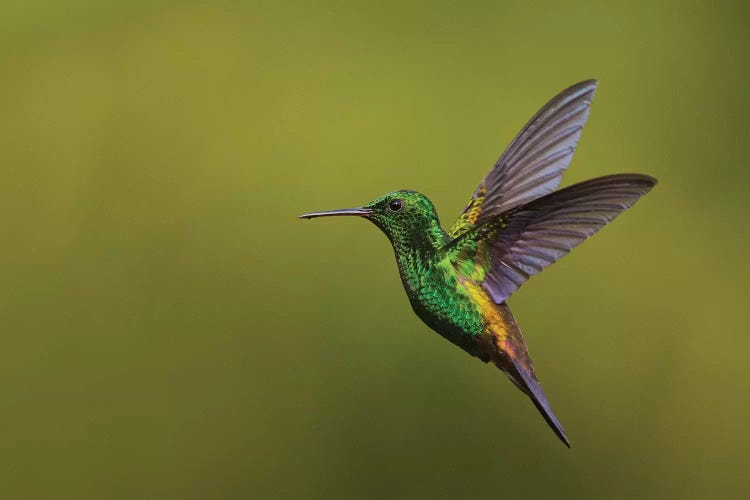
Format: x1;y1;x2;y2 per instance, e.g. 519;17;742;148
300;81;657;446
366;192;486;348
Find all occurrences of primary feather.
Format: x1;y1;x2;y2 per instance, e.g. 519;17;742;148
449;80;598;239
448;174;657;304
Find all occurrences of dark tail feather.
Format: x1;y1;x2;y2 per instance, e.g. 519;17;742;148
505;356;570;447
490;303;570;447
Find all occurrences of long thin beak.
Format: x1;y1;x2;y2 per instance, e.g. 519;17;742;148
298;207;372;219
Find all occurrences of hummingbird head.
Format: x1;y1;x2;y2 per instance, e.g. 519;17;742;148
299;190;448;251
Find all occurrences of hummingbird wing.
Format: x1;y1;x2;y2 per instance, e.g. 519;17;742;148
448;80;598;239
449;174;656;304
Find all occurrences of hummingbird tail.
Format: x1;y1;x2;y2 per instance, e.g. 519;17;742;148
485;303;570;447
502;353;570;448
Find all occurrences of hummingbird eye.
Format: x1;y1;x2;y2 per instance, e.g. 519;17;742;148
388;199;403;212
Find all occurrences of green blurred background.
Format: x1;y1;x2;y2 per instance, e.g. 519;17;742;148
1;1;748;498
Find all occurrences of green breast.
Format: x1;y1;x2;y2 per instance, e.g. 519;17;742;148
395;250;485;344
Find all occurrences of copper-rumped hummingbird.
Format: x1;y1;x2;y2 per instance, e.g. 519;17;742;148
299;80;656;446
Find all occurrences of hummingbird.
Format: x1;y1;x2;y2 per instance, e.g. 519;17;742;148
299;80;656;447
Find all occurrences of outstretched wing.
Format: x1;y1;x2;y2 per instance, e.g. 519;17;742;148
449;174;657;304
448;80;598;239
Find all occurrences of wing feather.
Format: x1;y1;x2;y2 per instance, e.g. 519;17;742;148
450;174;657;304
448;80;598;239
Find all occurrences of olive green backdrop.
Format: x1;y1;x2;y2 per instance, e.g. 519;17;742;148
1;1;748;498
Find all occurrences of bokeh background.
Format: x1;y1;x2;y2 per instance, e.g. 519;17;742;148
2;1;749;498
